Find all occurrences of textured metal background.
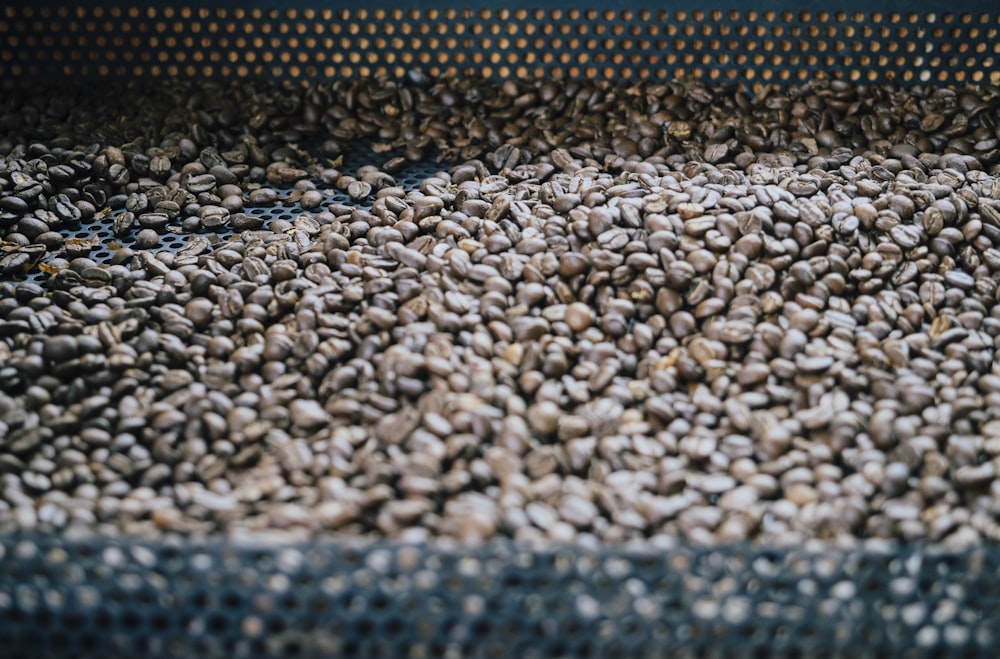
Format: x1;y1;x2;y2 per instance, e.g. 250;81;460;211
1;1;999;86
2;533;1000;659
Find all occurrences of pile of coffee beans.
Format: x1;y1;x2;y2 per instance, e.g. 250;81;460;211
2;77;1000;548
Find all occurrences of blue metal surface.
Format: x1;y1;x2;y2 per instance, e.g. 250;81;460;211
1;533;998;658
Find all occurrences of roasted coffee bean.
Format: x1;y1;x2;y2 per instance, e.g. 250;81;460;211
3;77;1000;546
134;229;159;249
248;188;278;205
138;212;169;230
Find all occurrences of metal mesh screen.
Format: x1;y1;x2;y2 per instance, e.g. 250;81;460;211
1;1;1000;86
3;534;1000;659
10;142;444;286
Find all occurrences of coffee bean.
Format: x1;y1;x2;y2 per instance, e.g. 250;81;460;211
42;335;78;362
564;302;593;332
134;229;159;249
248;188;278;205
138;212;169;229
5;76;1000;547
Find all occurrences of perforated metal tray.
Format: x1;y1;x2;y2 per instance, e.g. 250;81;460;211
4;534;1000;658
11;142;444;285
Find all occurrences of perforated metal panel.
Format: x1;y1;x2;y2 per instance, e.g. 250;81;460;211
3;534;1000;659
2;1;1000;86
14;142;443;285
